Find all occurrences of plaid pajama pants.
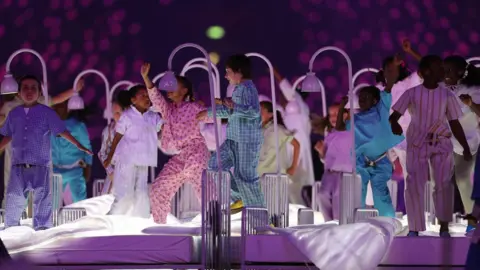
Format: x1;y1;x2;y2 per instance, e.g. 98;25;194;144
208;139;265;208
5;165;52;230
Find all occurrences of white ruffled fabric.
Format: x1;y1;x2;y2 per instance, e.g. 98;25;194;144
265;217;399;270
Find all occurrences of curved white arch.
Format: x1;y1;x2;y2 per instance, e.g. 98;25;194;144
245;52;281;175
104;80;135;121
307;46;354;225
180;63;220;98
152;72;166;84
352;67;380;86
292;76;327;117
467;57;480;67
72;69;110;119
5;49;49;103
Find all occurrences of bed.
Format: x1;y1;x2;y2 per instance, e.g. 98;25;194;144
2;169;232;269
238;173;471;269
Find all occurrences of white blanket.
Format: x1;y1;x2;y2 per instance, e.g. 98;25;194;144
265;217;399;270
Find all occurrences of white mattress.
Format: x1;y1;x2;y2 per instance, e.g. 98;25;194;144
17;234;201;265
241;234;470;267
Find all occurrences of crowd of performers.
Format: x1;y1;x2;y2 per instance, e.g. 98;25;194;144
1;40;480;241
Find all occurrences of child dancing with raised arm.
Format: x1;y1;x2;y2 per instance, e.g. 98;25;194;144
196;54;265;210
336;76;404;217
0;75;91;230
390;55;471;237
141;63;209;224
103;84;162;218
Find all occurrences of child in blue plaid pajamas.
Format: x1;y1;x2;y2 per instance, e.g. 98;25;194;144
0;75;92;230
197;54;265;210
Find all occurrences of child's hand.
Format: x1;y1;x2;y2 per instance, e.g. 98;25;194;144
223;98;234;109
459;94;473;107
402;39;412;53
391;121;403;135
314;140;324;154
393;53;405;66
141;63;151;78
196;110;208;121
340;96;348;105
76;78;85;92
103;156;113;168
464;149;473;161
286;166;296;176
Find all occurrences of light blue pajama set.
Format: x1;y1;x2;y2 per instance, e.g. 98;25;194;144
207;80;265;207
51;117;92;203
0;104;66;230
346;91;404;217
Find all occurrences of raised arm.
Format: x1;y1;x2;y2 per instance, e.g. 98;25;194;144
335;97;349;131
141;63;170;117
50;79;85;105
274;68;298;102
402;39;422;62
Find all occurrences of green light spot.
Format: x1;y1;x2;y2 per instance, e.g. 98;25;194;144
206;26;225;40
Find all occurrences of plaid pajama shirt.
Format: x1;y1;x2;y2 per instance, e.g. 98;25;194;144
208;80;265;207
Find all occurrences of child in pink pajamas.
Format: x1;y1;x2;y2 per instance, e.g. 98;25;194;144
390;55;472;237
141;63;209;224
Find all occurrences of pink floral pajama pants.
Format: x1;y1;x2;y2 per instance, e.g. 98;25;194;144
150;143;209;224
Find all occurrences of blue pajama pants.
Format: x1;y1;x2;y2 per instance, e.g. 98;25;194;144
357;155;395;217
54;167;86;204
6;165;52;230
208;139;265;208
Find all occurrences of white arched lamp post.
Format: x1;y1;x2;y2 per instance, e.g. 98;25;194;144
291;76;327;117
467;57;480;67
181;58;221;96
244;52;281;175
352;67;380;86
68;69;110;115
104;80;135;121
301;46;354;225
1;49;49;104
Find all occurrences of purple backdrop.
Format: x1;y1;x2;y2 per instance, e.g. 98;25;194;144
1;0;479;185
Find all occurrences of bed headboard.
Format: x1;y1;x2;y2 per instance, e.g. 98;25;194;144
201;170;231;269
339;173;362;224
260;173;289;228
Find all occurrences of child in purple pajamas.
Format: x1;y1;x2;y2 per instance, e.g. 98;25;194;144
0;75;92;230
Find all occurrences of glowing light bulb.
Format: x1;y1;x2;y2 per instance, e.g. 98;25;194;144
209;52;220;64
206;26;225;40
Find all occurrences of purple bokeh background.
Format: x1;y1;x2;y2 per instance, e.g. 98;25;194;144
1;0;479;183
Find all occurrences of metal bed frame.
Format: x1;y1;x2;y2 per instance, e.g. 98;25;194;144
24;169;231;270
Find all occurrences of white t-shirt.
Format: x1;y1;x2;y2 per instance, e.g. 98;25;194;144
114;106;162;166
450;85;480;155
